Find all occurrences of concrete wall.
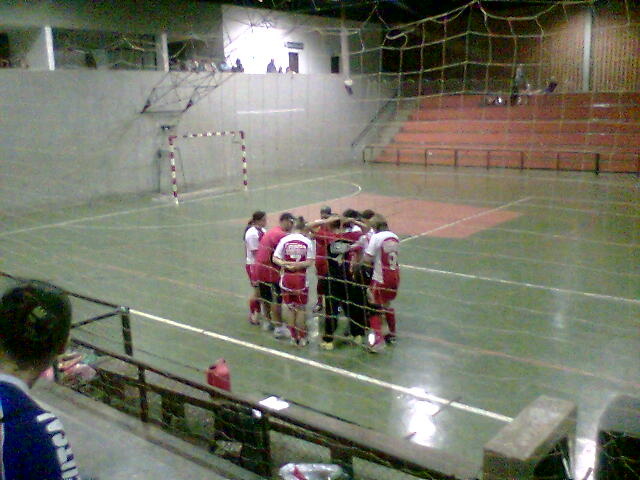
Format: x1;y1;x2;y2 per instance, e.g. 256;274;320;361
0;69;391;212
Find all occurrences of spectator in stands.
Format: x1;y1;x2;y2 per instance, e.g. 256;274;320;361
266;59;277;73
0;280;81;479
232;58;244;72
511;64;529;106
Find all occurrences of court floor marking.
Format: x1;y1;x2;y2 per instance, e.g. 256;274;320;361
0;170;360;238
401;264;640;305
531;196;640;207
400;196;533;244
129;307;513;423
416;244;639;279
489;227;639;249
518;202;640;218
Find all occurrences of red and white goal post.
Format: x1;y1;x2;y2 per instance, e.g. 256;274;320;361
167;130;248;204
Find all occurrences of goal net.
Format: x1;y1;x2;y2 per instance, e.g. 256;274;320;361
164;130;248;203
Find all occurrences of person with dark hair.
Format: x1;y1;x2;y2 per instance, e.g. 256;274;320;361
255;212;295;337
0;280;81;479
312;206;333;314
244;211;267;325
363;214;400;353
266;59;277;73
309;214;369;350
344;209;377;345
273;217;315;346
232;58;244;72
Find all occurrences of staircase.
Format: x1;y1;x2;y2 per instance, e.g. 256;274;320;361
367;93;640;174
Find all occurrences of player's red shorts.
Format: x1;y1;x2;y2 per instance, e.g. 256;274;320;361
246;264;259;287
281;273;308;308
368;280;398;305
282;289;309;309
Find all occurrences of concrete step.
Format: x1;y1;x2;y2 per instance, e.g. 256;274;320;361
419;93;640;109
400;120;640;135
411;106;640;122
392;132;640;148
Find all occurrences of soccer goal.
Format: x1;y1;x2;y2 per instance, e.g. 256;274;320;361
166;130;248;204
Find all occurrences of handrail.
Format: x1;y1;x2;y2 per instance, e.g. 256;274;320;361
362;144;640;177
68;337;475;479
350;94;399;148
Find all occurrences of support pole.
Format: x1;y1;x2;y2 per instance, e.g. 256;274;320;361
582;7;593;93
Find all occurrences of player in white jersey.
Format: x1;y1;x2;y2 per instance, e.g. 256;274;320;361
273;217;315;346
363;214;400;353
244;211;267;325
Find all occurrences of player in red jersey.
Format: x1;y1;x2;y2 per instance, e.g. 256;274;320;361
312;206;333;314
255;212;295;334
363;214;400;353
244;211;267;325
273;217;315;346
309;214;369;350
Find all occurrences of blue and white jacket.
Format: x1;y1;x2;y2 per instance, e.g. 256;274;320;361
0;374;80;480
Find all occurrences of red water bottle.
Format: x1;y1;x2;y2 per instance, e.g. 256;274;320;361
206;358;231;392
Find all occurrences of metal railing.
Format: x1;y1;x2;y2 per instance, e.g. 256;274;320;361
363;144;640;176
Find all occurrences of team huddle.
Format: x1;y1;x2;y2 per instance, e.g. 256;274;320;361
244;207;400;353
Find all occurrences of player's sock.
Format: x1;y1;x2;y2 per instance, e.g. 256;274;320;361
385;308;396;335
250;298;260;314
369;315;383;343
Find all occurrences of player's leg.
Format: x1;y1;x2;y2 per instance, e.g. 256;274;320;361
321;278;340;350
247;266;260;324
384;303;396;344
258;281;274;330
366;282;386;353
296;289;309;346
313;274;325;313
280;295;297;344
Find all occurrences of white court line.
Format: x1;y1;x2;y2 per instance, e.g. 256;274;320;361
129;307;513;424
490;227;639;249
0;170;359;238
402;264;640;305
400;196;533;244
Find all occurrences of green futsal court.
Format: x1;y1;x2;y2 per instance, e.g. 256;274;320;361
1;164;638;475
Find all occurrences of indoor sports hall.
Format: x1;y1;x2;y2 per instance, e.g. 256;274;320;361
1;1;638;479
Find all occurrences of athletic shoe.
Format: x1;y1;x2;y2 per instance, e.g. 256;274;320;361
319;341;334;351
352;335;363;346
249;312;260;325
290;337;298;346
368;340;386;354
384;334;397;345
261;320;274;331
298;337;308;347
273;326;291;339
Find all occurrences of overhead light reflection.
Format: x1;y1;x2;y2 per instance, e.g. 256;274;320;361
405;387;438;447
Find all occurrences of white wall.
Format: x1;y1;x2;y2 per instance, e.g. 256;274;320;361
221;5;381;75
0;69;393;212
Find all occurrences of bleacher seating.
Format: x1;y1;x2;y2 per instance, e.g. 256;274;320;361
370;93;640;174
